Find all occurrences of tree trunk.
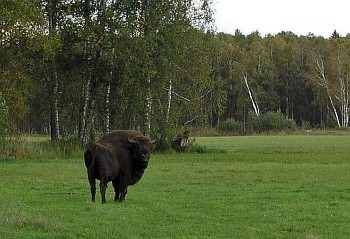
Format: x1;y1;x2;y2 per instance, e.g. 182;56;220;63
48;0;60;141
243;74;260;117
104;79;111;133
50;70;60;141
314;58;341;127
79;0;93;144
166;79;172;123
145;76;152;135
78;77;91;143
327;93;340;127
336;53;349;127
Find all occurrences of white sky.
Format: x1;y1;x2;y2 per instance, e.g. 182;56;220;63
213;0;350;37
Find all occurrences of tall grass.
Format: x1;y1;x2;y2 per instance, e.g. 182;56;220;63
0;136;82;161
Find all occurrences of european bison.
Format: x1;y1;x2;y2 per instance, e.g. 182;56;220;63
84;130;155;204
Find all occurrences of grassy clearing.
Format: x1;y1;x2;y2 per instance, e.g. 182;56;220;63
1;135;350;238
194;135;350;164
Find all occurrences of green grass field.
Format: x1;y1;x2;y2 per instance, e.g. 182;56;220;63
1;135;350;238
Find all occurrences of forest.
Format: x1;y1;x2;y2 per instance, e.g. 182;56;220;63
1;0;350;147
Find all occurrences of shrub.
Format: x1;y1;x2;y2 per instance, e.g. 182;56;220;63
262;111;295;131
217;118;243;134
246;111;263;132
156;136;173;152
301;120;312;130
187;140;227;154
247;111;296;132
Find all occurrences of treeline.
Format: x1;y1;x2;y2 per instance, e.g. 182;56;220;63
215;29;350;131
1;1;350;145
1;0;215;144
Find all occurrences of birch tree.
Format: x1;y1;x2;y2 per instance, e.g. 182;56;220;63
230;32;268;118
335;54;350;127
39;0;76;140
76;0;121;143
243;74;260;116
312;56;341;127
309;38;350;127
47;0;61;140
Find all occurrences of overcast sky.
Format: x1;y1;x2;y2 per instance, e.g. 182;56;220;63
213;0;350;37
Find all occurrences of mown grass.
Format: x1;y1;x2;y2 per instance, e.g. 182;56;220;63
1;135;350;238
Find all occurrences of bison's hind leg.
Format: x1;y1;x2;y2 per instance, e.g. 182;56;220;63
100;178;108;204
88;175;96;202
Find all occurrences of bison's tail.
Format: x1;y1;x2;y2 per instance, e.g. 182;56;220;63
84;147;96;170
84;143;106;169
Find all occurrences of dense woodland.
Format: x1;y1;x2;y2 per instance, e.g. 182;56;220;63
1;0;350;145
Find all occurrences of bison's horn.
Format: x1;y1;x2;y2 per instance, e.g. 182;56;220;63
128;137;138;144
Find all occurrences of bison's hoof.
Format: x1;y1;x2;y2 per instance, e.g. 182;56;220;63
114;197;126;203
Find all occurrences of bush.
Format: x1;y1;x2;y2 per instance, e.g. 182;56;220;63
156;129;226;153
187;140;227;154
247;111;296;132
301;120;312;130
262;111;295;131
156;136;173;152
217;118;243;134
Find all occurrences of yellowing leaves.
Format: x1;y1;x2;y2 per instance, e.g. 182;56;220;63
0;70;28;122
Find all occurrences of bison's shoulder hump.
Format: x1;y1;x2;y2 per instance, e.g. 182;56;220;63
99;130;146;144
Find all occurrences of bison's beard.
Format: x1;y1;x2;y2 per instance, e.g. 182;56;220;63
137;159;148;169
133;152;149;168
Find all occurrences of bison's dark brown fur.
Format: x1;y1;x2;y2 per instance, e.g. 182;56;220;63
84;130;155;204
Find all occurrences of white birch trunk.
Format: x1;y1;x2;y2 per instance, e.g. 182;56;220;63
327;92;341;128
243;74;260;117
105;80;111;133
145;76;152;134
338;77;347;127
336;53;349;127
78;77;91;143
48;1;60;141
50;70;60;140
166;79;172;123
315;58;341;127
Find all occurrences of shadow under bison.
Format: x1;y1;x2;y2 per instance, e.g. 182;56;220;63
84;130;155;204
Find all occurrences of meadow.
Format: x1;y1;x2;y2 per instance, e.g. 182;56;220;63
1;135;350;238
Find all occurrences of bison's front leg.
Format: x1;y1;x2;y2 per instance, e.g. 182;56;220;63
112;179;128;202
112;180;119;201
118;188;128;202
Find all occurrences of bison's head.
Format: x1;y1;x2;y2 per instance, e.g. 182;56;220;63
128;136;155;165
